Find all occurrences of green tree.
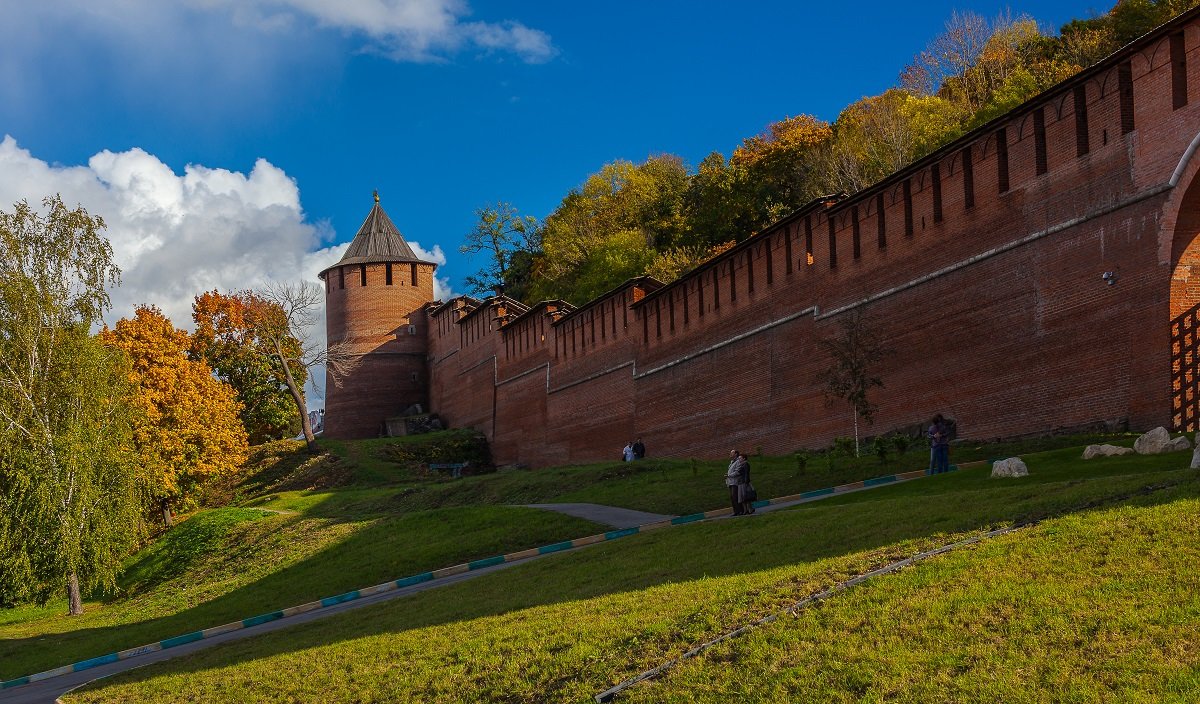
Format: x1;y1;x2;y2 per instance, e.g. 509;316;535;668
460;202;540;298
534;156;689;302
681;152;748;247
819;311;892;458
191;290;302;443
0;196;143;614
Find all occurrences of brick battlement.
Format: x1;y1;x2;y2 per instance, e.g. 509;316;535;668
333;8;1200;462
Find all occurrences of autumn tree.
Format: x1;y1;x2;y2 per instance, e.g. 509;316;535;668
101;305;248;525
460;202;540;297
730;114;833;215
0;196;143;615
819;311;892;457
192;290;302;443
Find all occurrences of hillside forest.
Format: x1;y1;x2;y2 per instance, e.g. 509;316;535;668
461;0;1200;305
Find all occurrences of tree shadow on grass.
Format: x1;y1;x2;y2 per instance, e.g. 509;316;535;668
0;505;599;682
61;461;1200;698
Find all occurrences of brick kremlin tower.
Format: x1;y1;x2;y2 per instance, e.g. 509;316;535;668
319;192;437;438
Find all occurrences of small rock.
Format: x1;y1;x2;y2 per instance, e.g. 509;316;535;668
991;457;1029;478
1082;444;1135;459
1134;427;1173;455
1170;435;1192;451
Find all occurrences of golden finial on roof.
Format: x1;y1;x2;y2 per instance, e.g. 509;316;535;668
373;189;380;204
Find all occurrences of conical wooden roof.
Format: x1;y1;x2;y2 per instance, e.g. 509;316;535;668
320;194;435;278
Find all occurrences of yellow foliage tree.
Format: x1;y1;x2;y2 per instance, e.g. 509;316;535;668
100;305;248;524
731;114;832;169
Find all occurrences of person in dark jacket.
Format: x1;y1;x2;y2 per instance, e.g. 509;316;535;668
737;452;756;515
928;414;951;474
632;438;646;460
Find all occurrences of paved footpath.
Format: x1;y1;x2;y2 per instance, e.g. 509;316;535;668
523;503;673;528
3;464;970;704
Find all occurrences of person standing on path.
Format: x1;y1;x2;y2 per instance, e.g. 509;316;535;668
737;452;756;515
928;414;950;474
632;438;646;460
726;450;748;515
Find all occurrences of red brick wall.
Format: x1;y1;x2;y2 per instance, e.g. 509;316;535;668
378;15;1200;465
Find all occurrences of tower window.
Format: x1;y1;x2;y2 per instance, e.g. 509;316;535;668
386;262;393;285
411;263;418;286
339;267;345;289
360;264;367;287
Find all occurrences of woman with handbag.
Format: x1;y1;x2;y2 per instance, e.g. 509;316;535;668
737;452;756;515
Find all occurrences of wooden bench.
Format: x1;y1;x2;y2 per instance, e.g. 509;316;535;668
428;462;468;479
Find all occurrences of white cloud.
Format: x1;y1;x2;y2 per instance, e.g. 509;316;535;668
0;135;454;403
251;0;557;63
0;0;553;77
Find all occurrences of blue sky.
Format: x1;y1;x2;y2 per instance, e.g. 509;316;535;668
0;0;1097;398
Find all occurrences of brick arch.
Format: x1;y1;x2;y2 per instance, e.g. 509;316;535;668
1169;175;1200;320
1048;91;1071;120
1097;63;1121;98
1143;33;1175;73
1166;134;1200;430
1015;111;1036;141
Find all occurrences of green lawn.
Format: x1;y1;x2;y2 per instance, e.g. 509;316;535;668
60;445;1199;703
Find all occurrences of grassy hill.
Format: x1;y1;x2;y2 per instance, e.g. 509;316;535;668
33;436;1198;702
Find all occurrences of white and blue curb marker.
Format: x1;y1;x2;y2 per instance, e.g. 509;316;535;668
0;463;965;692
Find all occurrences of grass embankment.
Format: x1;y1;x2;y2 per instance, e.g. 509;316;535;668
248;430;1142;518
63;444;1200;702
0;433;600;680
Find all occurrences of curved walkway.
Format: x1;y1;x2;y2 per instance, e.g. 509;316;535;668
523;503;673;528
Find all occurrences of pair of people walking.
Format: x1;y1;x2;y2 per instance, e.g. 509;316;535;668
621;438;646;462
726;450;756;515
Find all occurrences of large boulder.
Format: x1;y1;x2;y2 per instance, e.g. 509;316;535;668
1082;444;1135;459
991;457;1029;478
1192;446;1200;469
1134;427;1174;455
